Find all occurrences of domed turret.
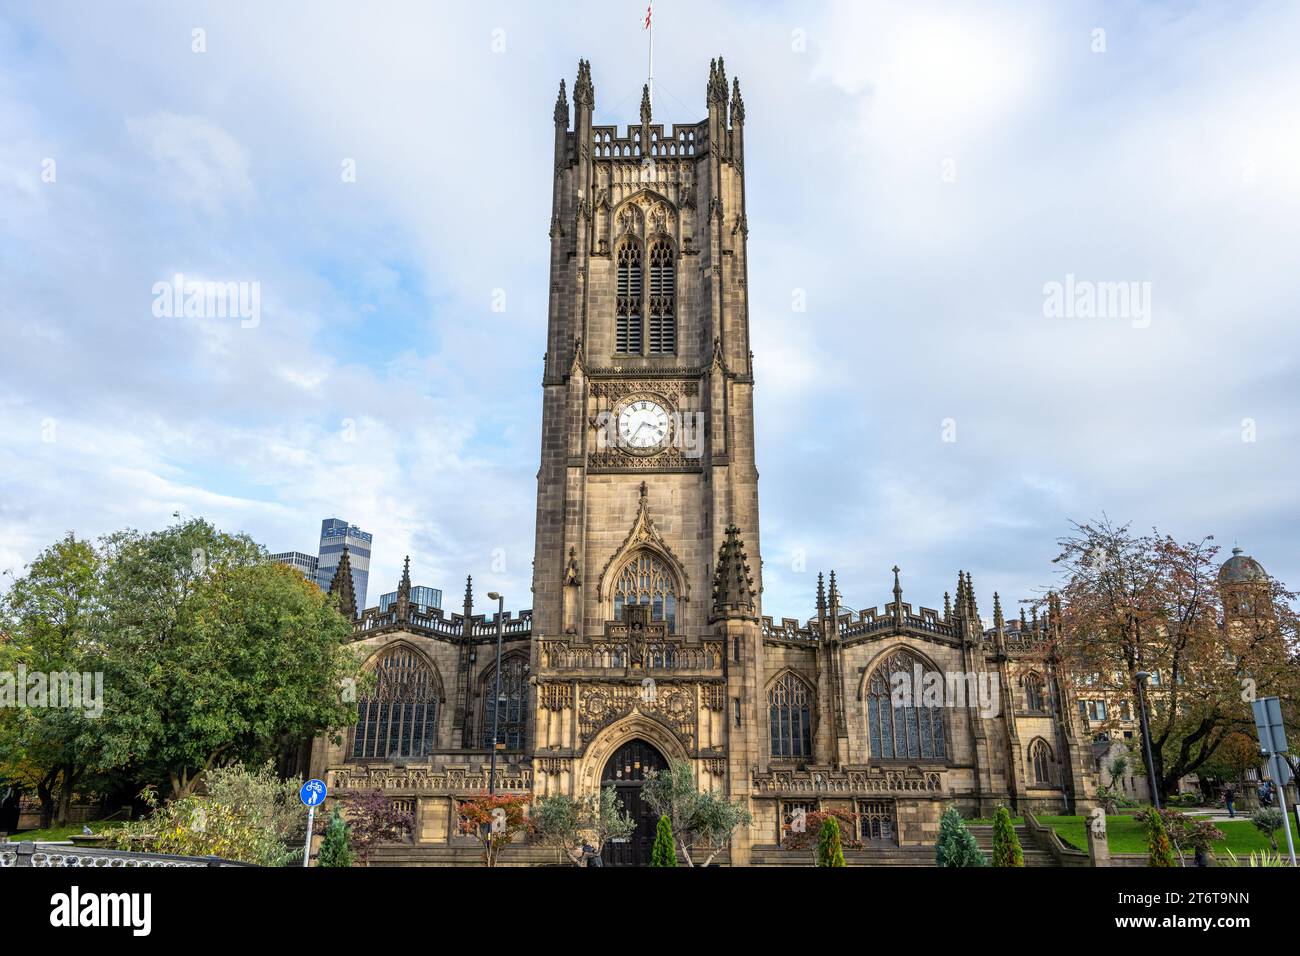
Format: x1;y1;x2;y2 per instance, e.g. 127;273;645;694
1218;547;1268;586
1219;546;1270;621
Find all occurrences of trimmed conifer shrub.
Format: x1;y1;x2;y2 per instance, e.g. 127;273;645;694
991;806;1024;867
816;815;846;867
935;806;986;867
1146;806;1176;867
317;808;354;868
650;814;677;867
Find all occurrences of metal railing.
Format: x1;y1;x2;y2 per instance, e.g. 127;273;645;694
0;840;252;868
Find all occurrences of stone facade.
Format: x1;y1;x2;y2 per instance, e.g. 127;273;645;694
311;58;1097;865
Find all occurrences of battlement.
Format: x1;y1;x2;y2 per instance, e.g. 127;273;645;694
587;122;706;160
354;604;533;642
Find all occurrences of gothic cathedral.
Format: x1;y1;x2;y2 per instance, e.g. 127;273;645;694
312;59;1097;866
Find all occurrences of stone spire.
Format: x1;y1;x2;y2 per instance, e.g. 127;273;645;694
730;76;745;125
640;82;652;126
708;57;729;109
327;544;357;621
396;555;412;623
554;78;569;127
711;524;756;619
892;565;904;625
964;571;980;622
943;591;952;623
993;592;1004;631
463;574;473;616
816;571;826;621
574;58;594;110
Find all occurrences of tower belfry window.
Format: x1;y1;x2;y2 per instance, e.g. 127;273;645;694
648;239;675;354
616;240;643;354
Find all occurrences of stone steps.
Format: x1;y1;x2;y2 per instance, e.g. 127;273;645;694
967;825;1056;866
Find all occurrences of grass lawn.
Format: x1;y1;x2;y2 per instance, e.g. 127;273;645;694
975;812;1299;858
2;819;126;843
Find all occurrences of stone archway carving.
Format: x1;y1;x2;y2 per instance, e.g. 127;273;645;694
576;714;691;798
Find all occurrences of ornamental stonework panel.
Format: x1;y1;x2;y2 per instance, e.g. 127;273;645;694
578;682;698;749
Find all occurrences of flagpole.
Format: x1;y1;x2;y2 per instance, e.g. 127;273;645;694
647;3;654;113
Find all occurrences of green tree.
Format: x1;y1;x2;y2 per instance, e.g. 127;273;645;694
816;815;846;867
1251;808;1284;852
935;806;986;867
317;808;354;867
650;815;677;867
991;806;1024;867
0;534;105;826
1145;806;1176;866
92;519;362;798
533;786;635;865
643;760;752;867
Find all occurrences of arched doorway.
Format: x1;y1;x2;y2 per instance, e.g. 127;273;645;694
600;738;668;866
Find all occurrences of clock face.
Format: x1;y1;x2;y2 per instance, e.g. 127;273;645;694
618;399;670;451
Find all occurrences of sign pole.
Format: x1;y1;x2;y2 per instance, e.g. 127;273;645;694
1252;697;1295;865
298;778;328;868
302;803;316;868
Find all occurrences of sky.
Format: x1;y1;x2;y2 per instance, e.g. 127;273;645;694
1;0;1298;624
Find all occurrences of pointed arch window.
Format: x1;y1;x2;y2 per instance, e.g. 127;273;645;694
648;239;675;354
616;240;643;354
769;673;814;758
352;645;438;759
612;551;677;632
1023;672;1047;712
482;655;528;751
1029;738;1056;785
865;650;947;760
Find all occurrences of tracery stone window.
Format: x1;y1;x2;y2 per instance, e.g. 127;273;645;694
616;240;643;353
769;672;813;758
1023;672;1047;712
352;645;438;759
612;551;677;633
647;239;675;354
865;650;947;760
1030;738;1056;785
481;654;528;750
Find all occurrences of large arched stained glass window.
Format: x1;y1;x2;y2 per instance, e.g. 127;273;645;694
865;650;947;760
616;240;643;354
769;673;814;758
612;551;678;633
482;655;528;750
352;645;439;759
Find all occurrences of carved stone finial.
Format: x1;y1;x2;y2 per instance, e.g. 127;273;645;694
711;524;756;619
640;83;652;126
730;76;744;124
554;78;569;126
574;59;594;110
327;544;357;621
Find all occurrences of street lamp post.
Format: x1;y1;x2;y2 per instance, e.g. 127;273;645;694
486;591;505;796
1135;671;1161;810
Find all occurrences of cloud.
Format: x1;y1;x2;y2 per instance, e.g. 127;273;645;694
0;0;1296;622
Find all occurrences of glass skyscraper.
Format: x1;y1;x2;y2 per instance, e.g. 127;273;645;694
315;518;373;611
379;585;443;614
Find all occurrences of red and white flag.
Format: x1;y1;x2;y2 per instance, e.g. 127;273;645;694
644;3;652;29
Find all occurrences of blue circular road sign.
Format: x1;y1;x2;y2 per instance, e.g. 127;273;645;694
299;779;328;807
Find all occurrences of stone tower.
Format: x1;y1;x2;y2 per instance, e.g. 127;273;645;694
531;58;759;644
529;59;761;859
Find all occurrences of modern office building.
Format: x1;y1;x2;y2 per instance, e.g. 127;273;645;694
378;584;442;614
315;519;373;611
271;550;319;582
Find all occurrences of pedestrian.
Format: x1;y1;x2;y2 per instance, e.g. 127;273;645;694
1224;785;1235;819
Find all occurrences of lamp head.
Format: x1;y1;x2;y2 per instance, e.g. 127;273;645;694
488;591;501;601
